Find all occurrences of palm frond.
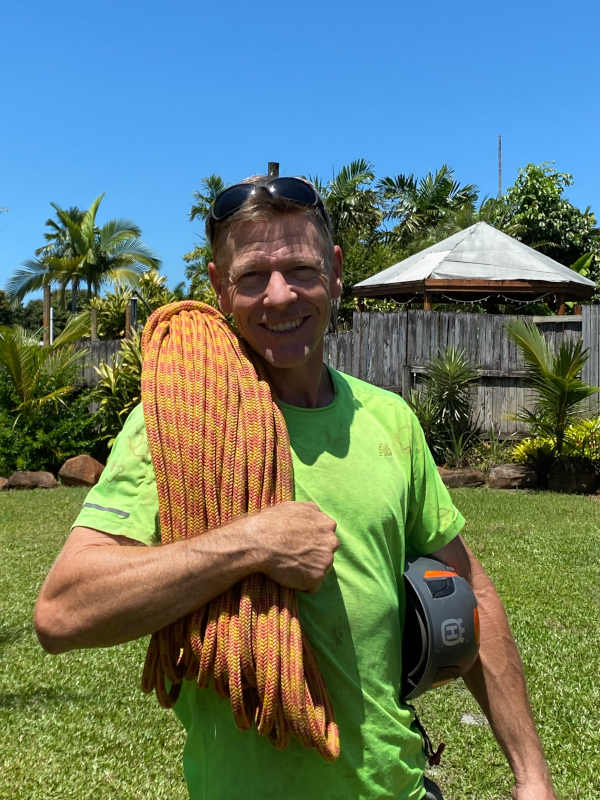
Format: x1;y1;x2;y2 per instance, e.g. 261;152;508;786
5;259;51;302
98;219;142;248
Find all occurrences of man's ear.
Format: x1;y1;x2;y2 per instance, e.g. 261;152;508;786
330;245;343;300
208;262;232;315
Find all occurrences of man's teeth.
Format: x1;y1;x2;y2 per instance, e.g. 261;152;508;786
265;319;303;332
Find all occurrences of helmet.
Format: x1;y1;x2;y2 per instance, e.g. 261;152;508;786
401;556;480;701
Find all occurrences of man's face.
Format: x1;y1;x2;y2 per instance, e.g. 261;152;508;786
209;213;342;372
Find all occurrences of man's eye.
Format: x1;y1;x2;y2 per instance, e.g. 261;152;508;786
236;272;266;289
291;266;318;281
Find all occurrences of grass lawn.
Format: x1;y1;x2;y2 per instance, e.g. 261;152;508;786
1;486;599;799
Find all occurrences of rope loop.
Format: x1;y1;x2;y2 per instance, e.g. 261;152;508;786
140;301;339;760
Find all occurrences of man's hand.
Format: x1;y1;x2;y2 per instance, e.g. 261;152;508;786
249;501;339;592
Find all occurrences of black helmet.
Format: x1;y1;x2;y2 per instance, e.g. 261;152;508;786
401;556;480;701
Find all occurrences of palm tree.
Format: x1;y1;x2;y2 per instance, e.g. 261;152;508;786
506;319;599;457
7;195;161;314
0;311;91;421
378;165;478;246
312;159;381;251
190;175;226;221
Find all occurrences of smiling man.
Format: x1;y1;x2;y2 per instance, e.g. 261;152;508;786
35;175;556;800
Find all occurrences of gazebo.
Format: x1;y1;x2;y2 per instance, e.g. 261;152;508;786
353;222;596;312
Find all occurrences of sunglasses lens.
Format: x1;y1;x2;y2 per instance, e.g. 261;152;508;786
212;184;254;220
270;177;317;206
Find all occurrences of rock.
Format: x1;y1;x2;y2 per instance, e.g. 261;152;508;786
58;455;104;487
487;464;537;490
7;471;58;490
547;467;597;494
437;467;486;488
0;477;8;491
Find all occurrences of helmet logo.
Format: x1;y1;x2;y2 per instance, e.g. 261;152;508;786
441;618;465;646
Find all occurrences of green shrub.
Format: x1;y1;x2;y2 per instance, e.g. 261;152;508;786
511;417;600;478
92;331;142;446
408;347;480;465
0;389;106;476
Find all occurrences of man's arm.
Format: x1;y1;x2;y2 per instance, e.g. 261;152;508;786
430;535;556;800
34;501;338;654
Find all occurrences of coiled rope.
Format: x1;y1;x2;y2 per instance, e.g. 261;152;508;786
140;301;339;760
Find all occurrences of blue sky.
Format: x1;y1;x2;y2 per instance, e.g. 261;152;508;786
2;0;599;297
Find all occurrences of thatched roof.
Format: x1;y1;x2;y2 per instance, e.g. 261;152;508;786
353;222;596;301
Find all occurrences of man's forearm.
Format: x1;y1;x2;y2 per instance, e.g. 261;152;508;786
463;561;554;795
34;521;266;653
34;501;339;655
431;536;555;798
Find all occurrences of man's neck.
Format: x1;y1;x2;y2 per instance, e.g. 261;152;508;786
263;361;334;409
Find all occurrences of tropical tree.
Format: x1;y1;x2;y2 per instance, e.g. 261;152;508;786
316;159;381;252
189;174;226;222
506;319;599;457
489;163;600;281
88;270;184;339
0;311;90;420
310;160;395;324
378;165;478;247
186;175;228;301
6;195;161;312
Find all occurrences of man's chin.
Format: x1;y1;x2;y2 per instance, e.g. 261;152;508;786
261;344;312;369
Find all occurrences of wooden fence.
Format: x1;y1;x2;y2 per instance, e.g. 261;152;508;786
78;306;600;437
323;308;600;436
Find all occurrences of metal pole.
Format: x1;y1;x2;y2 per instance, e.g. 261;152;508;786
498;135;502;198
130;296;138;332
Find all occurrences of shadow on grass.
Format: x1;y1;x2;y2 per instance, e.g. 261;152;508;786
0;624;31;646
0;686;86;710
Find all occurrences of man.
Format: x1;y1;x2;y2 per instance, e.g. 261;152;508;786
35;175;556;800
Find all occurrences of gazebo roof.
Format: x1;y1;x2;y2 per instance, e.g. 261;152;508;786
353;221;596;301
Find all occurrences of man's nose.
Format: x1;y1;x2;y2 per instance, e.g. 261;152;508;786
263;271;297;307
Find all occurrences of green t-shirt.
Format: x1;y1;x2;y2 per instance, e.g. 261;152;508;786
74;369;464;800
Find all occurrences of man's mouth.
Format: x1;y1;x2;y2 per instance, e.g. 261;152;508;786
262;317;306;333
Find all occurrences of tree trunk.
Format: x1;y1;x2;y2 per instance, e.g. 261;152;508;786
71;278;79;313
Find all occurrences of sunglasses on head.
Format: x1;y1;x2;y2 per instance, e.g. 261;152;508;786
208;176;327;225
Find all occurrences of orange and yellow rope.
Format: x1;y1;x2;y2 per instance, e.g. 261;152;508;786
140;301;339;760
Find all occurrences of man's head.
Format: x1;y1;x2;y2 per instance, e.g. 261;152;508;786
207;176;342;385
206;176;334;270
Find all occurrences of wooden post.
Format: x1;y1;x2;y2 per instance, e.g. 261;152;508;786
42;284;51;345
423;293;432;311
125;302;131;338
268;162;279;177
91;308;98;341
557;296;566;315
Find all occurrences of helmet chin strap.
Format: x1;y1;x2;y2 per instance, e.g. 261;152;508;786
407;706;446;767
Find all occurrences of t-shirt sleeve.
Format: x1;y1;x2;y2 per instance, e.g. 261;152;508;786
72;404;160;546
404;410;465;558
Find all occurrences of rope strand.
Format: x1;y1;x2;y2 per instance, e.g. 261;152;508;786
140;301;339;760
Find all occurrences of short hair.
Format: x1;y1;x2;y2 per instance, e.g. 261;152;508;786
206;175;334;270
